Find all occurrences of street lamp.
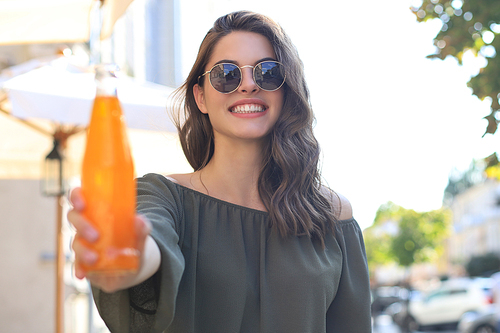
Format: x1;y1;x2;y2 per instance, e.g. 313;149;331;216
42;139;67;196
42;137;67;333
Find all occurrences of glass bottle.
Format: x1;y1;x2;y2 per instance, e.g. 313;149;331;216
80;64;138;274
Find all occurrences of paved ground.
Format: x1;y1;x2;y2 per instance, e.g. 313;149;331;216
372;315;459;333
373;314;402;333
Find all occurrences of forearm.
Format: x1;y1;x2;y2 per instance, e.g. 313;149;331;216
89;235;161;293
123;235;161;289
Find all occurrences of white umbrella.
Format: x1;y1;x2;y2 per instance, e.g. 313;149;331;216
2;57;177;132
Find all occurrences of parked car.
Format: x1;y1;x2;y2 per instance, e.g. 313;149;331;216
385;290;421;332
406;277;494;330
458;305;498;333
371;286;409;316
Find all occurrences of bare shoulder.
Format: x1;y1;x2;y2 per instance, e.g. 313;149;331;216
320;186;353;221
164;173;193;187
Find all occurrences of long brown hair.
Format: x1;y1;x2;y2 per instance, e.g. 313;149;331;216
172;11;337;243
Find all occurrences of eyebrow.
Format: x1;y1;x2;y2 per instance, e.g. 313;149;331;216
212;57;278;66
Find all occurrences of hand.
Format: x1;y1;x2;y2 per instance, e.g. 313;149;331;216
67;187;152;293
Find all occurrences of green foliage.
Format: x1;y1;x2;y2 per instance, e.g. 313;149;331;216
465;253;500;276
411;0;500;136
363;224;393;274
364;202;450;270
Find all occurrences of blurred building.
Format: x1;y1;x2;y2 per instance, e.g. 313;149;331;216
447;179;500;269
100;0;182;87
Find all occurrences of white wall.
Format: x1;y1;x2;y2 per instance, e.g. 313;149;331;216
0;179;59;332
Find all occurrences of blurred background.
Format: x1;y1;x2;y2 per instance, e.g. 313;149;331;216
2;0;500;332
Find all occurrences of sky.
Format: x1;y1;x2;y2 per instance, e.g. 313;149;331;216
1;1;495;232
178;0;500;230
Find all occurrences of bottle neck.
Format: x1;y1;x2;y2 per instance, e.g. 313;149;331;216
96;77;118;96
95;64;119;97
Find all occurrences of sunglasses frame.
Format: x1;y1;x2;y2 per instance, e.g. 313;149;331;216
198;60;286;94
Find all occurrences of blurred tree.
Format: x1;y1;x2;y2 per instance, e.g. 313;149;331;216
390;207;450;267
466;253;500;276
364;202;450;270
363;223;393;275
411;0;500;136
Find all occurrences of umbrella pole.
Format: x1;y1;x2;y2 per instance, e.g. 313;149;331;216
56;194;64;333
52;130;73;333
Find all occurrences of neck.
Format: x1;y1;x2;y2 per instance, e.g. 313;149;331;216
195;138;268;211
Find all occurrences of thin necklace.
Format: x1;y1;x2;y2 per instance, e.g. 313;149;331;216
199;169;210;195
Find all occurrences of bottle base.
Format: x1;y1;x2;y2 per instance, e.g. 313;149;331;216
86;268;139;276
82;246;140;275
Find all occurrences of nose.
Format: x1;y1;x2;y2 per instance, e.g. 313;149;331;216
238;66;259;93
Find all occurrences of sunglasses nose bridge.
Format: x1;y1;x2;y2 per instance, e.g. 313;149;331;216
238;65;259;91
239;65;255;78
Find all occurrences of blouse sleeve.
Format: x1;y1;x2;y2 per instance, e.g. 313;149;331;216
326;218;372;332
92;173;186;333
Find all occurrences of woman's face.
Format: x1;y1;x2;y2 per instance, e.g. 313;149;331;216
194;31;284;143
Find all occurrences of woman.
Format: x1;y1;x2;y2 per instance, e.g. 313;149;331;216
69;10;371;332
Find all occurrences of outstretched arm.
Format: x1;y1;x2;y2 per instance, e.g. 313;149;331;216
68;187;161;293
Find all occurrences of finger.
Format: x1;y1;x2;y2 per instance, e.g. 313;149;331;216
72;238;98;266
72;238;98;280
69;187;85;211
135;215;151;251
72;243;89;280
67;209;99;242
74;260;86;280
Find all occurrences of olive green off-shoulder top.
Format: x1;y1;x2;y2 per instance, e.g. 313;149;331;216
92;173;372;332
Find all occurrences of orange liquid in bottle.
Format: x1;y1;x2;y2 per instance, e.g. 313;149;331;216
81;95;138;274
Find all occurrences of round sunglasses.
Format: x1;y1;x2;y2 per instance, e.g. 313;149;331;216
198;60;286;94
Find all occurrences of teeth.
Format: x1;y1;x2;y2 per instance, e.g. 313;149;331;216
230;104;265;113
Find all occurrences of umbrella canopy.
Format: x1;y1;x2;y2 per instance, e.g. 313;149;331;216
0;0;134;45
2;56;177;132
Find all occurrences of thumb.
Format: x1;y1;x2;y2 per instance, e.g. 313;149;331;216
135;214;151;252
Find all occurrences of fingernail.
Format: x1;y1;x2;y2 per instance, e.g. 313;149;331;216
73;199;83;210
74;264;86;279
75;267;85;279
85;228;99;242
84;251;98;264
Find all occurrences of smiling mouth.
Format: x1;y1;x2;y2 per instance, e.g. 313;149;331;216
230;104;266;114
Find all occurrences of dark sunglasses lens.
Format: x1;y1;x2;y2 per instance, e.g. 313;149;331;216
255;62;285;91
210;64;241;93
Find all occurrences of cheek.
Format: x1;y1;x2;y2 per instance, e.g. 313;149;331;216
203;92;227;114
274;90;285;117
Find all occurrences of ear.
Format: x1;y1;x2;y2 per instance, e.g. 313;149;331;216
193;84;208;114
